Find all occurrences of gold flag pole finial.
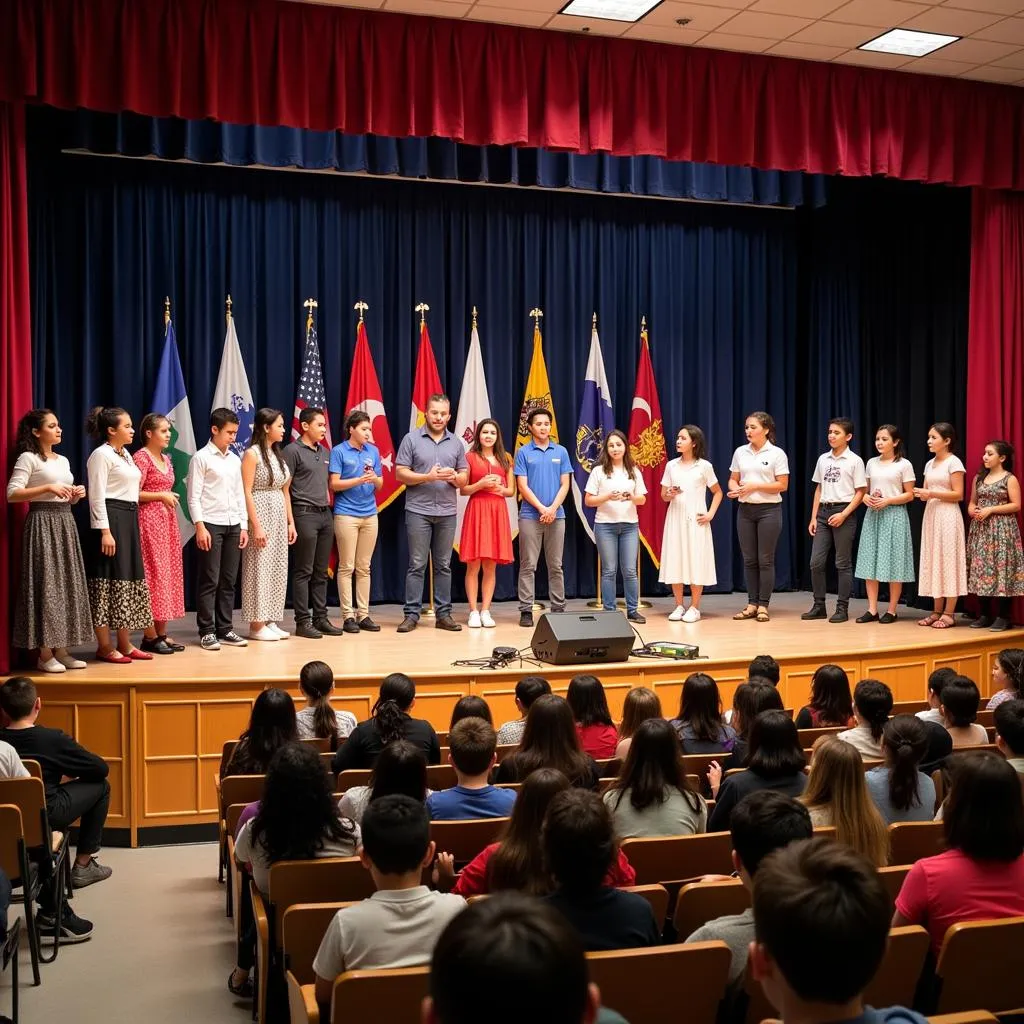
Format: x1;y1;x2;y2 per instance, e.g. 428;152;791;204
303;298;318;333
226;294;233;325
592;312;598;329
471;306;478;331
641;314;647;334
530;307;544;330
354;300;368;324
415;302;430;326
164;297;171;328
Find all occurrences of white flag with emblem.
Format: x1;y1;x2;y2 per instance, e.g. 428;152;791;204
211;311;256;458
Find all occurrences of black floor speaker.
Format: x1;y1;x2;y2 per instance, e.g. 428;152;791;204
530;610;635;665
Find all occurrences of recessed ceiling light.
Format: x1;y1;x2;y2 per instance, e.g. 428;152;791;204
559;0;665;23
858;28;959;57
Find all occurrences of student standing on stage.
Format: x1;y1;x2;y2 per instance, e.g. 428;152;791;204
728;412;790;624
854;424;916;624
659;425;722;623
283;407;343;639
915;422;967;630
187;407;249;651
515;409;572;629
459;418;514;629
330;410;384;634
802;419;867;624
7;409;93;673
85;406;154;663
134;414;185;655
395;394;468;633
241;408;296;642
967;440;1024;632
585;429;648;624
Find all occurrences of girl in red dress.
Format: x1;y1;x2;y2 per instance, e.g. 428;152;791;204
459;418;514;628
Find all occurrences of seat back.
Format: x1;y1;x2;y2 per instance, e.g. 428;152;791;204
282;902;356;985
429;818;509;864
425;764;458;790
22;759;43;780
673;878;749;939
588;941;732;1024
0;777;49;849
331;965;430;1024
621;831;735;885
929;1013;999;1024
863;926;930;1009
336;769;372;791
495;744;518;763
594;758;621;778
797;726;845;747
877;865;911;910
221;774;265;810
682;754;725;784
931;769;946;814
302;737;331;753
935;916;1024;1014
226;803;247;838
0;805;24;879
621;884;670;929
888;821;944;864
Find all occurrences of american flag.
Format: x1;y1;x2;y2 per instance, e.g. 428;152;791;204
291;316;333;448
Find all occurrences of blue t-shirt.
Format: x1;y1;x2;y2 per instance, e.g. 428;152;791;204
329;440;381;517
426;784;517;821
514;440;572;521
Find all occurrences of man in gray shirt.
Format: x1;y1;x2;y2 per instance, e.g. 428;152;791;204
395;394;467;633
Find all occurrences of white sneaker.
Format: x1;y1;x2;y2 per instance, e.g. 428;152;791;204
268;623;290;639
248;626;278;642
682;606;702;623
480;610;496;628
37;657;66;673
668;606;685;622
55;652;88;669
468;611;482;628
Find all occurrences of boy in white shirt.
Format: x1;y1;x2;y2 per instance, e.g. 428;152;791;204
803;419;867;624
917;667;956;724
186;408;249;651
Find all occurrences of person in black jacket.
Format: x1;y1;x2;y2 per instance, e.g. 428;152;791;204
332;673;440;774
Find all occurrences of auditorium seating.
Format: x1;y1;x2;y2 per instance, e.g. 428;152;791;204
877;865;911;909
429;817;508;865
672;878;749;939
888;822;945;865
934;916;1024;1014
622;884;671;929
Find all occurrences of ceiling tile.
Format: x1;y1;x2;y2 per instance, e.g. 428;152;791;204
834;46;915;64
622;20;709;39
383;0;470;13
902;53;980;72
787;19;877;44
658;0;756;8
545;12;632;34
972;14;1024;39
636;0;741;30
750;0;846;15
694;28;775;48
767;38;848;57
473;0;563;10
305;0;386;8
826;0;934;28
714;8;814;35
958;60;1024;76
465;4;554;24
989;45;1024;64
942;0;1024;13
900;6;1003;31
935;34;1023;57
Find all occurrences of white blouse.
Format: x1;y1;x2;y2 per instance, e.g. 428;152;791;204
729;441;790;504
585;464;648;524
865;457;915;501
6;452;75;502
87;444;142;529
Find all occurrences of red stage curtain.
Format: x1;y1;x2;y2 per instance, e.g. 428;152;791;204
0;101;32;674
967;188;1024;625
3;0;1024;189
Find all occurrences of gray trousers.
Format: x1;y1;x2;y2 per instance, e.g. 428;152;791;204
736;503;783;606
810;503;857;604
518;518;566;612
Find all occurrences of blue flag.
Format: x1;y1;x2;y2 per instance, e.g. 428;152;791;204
571;324;616;543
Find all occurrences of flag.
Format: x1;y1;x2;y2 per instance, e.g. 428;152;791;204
571;324;616;543
291;313;333;450
453;320;518;549
151;319;198;546
211;312;255;458
628;325;669;567
515;323;559;452
410;320;443;432
345;319;403;512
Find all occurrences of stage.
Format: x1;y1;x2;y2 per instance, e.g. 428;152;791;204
24;593;1023;844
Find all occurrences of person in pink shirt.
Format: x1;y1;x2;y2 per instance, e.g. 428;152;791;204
566;674;618;760
893;750;1024;956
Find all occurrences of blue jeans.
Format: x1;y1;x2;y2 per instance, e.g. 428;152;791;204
595;522;639;614
404;511;457;619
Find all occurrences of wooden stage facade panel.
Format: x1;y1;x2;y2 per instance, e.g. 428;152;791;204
21;596;1024;844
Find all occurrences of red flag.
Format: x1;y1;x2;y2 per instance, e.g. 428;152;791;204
410;320;444;431
345;319;403;512
628;325;669;568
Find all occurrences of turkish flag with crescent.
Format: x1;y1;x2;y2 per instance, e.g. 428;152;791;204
628;326;669;568
345;319;403;511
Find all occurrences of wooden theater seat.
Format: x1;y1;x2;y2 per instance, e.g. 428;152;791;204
621;831;735;887
335;769;372;791
330;965;430;1024
682;754;725;785
935;916;1024;1014
21;759;42;780
219;774;265;911
621;884;671;929
430;817;508;864
282;902;356;986
797;726;845;747
888;821;944;864
425;764;458;790
877;865;911;910
863;925;930;1009
673;878;749;939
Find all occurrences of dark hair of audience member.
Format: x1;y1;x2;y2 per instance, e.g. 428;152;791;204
748;654;781;686
676;672;727;744
732;682;784;740
995;699;1024;758
618;687;662;742
730;791;813;877
941;676;981;728
542;789;616;894
927;666;957;700
944;750;1024;861
372;673;416;744
226;687;298;776
882;715;929;812
360;793;431;875
853;679;893;741
747;710;807;779
514;676;552;711
505;695;595;787
298;660;339;748
0;676;36;721
450;695;493;729
566;674;614;728
449;717;497;776
996;649;1024;697
368;740;428;804
250;743;355;864
608;718;701;815
807;664;854;726
488;769;572;895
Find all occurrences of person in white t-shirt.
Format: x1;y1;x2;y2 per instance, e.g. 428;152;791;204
584;430;648;623
728;412;790;623
802;419;867;624
0;740;29;779
854;424;916;624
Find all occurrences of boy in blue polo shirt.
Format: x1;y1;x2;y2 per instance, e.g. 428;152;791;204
514;408;572;628
426;717;516;821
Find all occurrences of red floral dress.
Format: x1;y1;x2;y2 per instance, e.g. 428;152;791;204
133;450;185;621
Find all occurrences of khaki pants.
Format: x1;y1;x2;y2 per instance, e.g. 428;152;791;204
333;514;379;619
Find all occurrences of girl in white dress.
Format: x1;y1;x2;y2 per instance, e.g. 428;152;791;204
659;425;722;623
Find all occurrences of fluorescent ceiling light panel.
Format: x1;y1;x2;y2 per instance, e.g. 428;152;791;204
559;0;665;23
858;29;959;57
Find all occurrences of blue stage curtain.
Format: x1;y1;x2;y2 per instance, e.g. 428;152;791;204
52;109;825;208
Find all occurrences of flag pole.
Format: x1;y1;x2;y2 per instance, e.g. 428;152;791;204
225;294;232;326
415;301;436;618
636;315;653;610
526;306;547;613
164;296;171;329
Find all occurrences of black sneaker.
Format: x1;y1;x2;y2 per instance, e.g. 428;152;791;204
990;617;1011;632
295;621;323;639
218;631;249;647
519;612;534;628
199;633;221;651
801;604;828;620
856;611;879;623
829;608;849;623
358;616;381;632
343;618;361;634
970;616;994;629
37;905;94;944
627;611;646;624
879;612;899;624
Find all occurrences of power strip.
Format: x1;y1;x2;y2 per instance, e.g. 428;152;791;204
642;641;701;659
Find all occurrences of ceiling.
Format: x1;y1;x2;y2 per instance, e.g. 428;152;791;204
302;0;1024;85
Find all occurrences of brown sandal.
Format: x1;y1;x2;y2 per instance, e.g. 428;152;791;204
931;614;956;629
733;608;758;620
756;609;770;623
917;614;940;627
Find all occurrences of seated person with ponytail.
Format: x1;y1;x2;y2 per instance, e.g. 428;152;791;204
338;740;431;825
837;680;892;760
295;661;357;750
865;716;937;824
332;673;440;773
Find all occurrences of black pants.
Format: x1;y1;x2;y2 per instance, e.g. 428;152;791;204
196;523;241;637
810;503;858;604
736;503;783;606
292;506;333;623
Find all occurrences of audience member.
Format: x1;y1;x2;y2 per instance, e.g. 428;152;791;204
894;750;1024;956
801;737;889;866
542;789;660;951
337;739;430;825
295;661;357;750
918;719;954;776
423;891;629;1024
917;667;956;725
838;679;892;760
751;838;927;1024
939;676;988;747
604;718;707;838
494;695;600;789
312;795;465;1018
496;676;551;746
748;654;781;687
449;695;493;729
614;686;662;762
427;717;516;820
865;715;937;824
995;699;1024;773
794;664;855;729
220;686;298;778
726;681;784;769
332;673;440;772
708;711;807;831
671;672;736;754
566;674;618;759
0;739;28;779
987;648;1024;710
